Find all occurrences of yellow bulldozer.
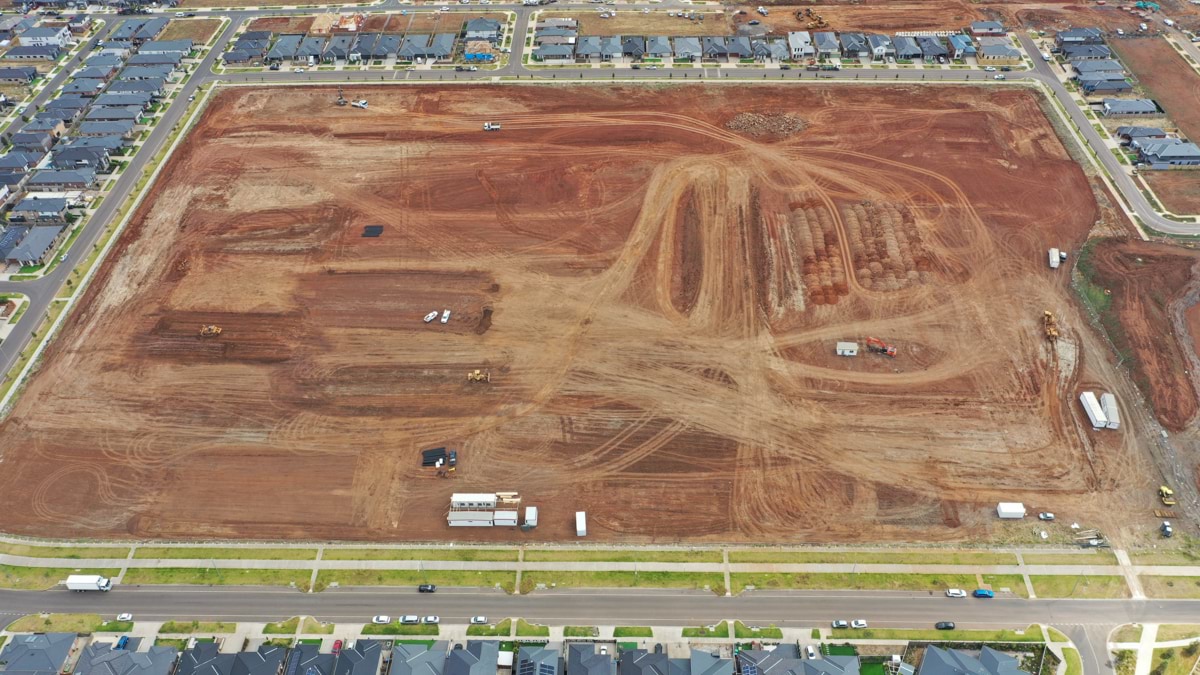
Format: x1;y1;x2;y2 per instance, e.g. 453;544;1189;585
1160;486;1177;506
467;369;491;383
199;325;222;337
1042;311;1059;343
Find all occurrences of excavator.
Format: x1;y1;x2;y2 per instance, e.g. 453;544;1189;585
866;337;897;358
335;86;347;106
467;369;491;383
1160;485;1177;506
1043;310;1060;343
199;325;222;337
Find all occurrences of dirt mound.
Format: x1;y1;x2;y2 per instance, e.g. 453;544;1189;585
725;112;807;137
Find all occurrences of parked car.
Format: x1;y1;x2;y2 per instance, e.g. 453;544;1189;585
935;622;956;630
1039;512;1055;521
400;615;421;624
804;646;817;659
831;620;849;629
983;66;997;72
117;613;133;621
945;588;967;598
780;64;791;70
455;66;465;71
372;615;391;624
631;64;640;69
423;616;440;624
973;589;995;599
418;584;437;593
850;620;868;629
294;67;306;73
1000;66;1012;71
470;616;488;625
332;640;343;655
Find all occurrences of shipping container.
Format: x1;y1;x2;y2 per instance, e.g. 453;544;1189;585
996;502;1027;519
575;511;587;537
1079;391;1109;430
836;341;859;356
1101;392;1120;430
494;510;519;526
1049;248;1060;269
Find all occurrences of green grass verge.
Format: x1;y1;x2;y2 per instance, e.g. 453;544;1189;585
301;617;335;634
1114;650;1135;675
0;565;120;591
1140;576;1200;599
1130;549;1200;565
1157;625;1200;642
316;570;514;593
520;571;723;594
516;619;549;637
1022;550;1118;565
1029;575;1129;599
733;572;1027;597
830;625;1042;642
7;614;131;634
362;623;439;636
1047;627;1070;642
1113;624;1143;643
154;638;188;650
523;549;722;563
134;547;318;560
0;543;131;559
159;620;237;634
682;621;728;638
322;548;517;561
728;550;1016;565
1063;648;1083;675
564;626;597;638
264;617;300;634
1152;645;1200;675
468;618;511;637
613;626;654;638
734;621;782;639
122;568;310;588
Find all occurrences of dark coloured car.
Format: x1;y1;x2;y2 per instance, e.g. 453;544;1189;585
780;64;791;70
935;622;955;630
455;66;465;71
418;584;437;593
973;589;995;599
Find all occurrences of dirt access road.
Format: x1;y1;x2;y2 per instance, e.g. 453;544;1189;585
0;85;1154;543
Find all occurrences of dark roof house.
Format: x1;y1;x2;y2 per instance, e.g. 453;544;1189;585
444;642;499;675
74;643;179;675
389;644;447;675
517;647;562;675
566;645;614;675
176;644;287;675
916;646;1028;675
0;633;76;675
333;641;381;675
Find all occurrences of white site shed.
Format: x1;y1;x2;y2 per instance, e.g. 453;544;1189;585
494;510;519;526
1049;248;1061;269
524;506;538;527
451;493;497;509
576;511;587;537
448;511;494;527
997;502;1027;519
836;342;859;356
1079;392;1109;430
1101;392;1120;430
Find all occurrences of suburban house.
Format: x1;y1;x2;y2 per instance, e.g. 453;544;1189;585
575;35;602;61
0;66;37;83
22;117;66;137
133;18;169;43
537;19;577;29
267;34;302;62
814;31;839;57
391;644;448;675
286;644;334;675
5;223;65;266
1055;26;1104;48
9;196;69;223
295;37;327;63
118;65;173;81
68;14;92;32
86;54;126;69
1072;59;1124;77
1080;76;1132;94
28;167;96;190
970;20;1006;36
85;106;142;123
839;32;868;59
1115;126;1167;144
62;78;107;96
97;42;134;58
787;31;814;59
621;36;645;59
1102;98;1158;116
51;146;110;172
445;642;500;675
1062;43;1111;60
947;33;975;58
0;14;25;40
129;52;185;67
0;226;31;262
600;36;623;61
753;39;787;62
917;35;948;60
18;25;70;47
0;633;76;673
63;135;127;152
1133;139;1200;169
464;18;501;43
93;92;152;109
917;646;1028;675
516;647;562;675
105;79;165;97
3;45;61;60
140;39;192;55
74;65;118;81
674;36;701;61
646;36;673;58
78;120;136;138
567;644;615;675
333;640;381;675
532;43;573;61
701;36;728;60
10;131;54;153
867;33;893;60
977;38;1021;64
620;649;733;675
891;35;922;60
176;644;287;675
535;27;576;43
727;35;752;60
0;152;43;173
325;34;357;62
738;644;860;675
74;643;179;675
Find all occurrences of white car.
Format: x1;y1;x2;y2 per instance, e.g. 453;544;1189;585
850;620;868;629
470;616;488;624
993;74;1005;80
440;309;451;323
440;5;450;9
945;588;967;598
294;67;306;73
371;615;391;624
804;646;817;659
422;616;440;624
983;66;996;72
117;613;133;621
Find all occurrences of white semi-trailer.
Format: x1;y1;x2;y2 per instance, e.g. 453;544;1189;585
1101;392;1121;430
1080;392;1109;430
65;574;112;591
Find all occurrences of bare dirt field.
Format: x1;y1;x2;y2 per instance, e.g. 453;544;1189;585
1143;173;1200;215
160;18;223;44
552;11;728;37
0;84;1155;543
741;1;1138;33
1111;38;1200;141
246;16;316;34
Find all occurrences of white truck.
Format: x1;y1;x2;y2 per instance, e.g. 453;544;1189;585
1049;248;1061;269
483;122;501;131
66;574;113;592
351;100;368;109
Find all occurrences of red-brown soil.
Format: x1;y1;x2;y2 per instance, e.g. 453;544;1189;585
0;84;1150;543
1111;38;1200;141
1143;172;1200;215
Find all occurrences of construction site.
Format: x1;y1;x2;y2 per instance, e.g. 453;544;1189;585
0;84;1163;543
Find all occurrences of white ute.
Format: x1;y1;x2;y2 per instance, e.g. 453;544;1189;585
440;309;451;324
424;311;438;323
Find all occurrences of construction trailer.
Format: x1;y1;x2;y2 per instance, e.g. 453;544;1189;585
451;493;498;509
1049;248;1061;269
836;341;859;356
576;511;587;537
524;506;538;528
996;502;1027;519
494;510;519;527
1079;392;1109;430
1100;392;1121;430
448;511;494;527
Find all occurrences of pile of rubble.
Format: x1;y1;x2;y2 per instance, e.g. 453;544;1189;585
725;112;808;137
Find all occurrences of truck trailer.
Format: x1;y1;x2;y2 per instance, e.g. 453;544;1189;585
575;511;587;537
1079;391;1109;430
1100;392;1121;430
996;502;1027;519
1049;248;1061;269
65;574;112;591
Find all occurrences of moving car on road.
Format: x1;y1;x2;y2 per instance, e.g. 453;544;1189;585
419;584;437;593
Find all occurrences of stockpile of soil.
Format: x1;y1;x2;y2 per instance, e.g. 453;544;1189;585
725;112;807;137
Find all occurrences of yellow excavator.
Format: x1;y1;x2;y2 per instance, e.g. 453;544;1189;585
199;325;222;337
1160;486;1177;506
467;369;491;383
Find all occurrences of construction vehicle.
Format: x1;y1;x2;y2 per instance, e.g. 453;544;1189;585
866;337;897;357
199;325;222;337
1162;520;1174;538
335;86;347;106
483;122;501;131
1135;1;1160;10
467;369;491;383
351;99;368;109
1043;311;1060;343
1159;486;1177;506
